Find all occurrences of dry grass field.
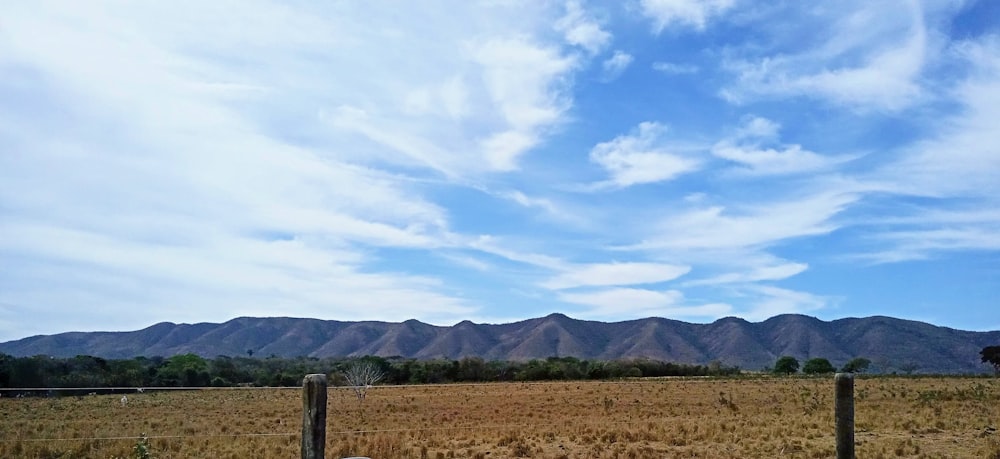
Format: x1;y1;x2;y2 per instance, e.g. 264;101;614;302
1;376;998;458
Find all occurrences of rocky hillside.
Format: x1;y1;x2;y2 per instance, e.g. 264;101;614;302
2;313;997;373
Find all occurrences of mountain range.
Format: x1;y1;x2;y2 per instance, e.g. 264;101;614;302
1;313;998;373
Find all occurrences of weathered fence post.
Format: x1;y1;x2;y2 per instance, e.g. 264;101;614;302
835;372;855;459
302;374;327;459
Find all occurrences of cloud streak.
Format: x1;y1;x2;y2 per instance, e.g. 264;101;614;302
721;1;930;111
639;0;735;32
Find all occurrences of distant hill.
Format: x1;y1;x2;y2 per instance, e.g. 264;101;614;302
1;314;997;373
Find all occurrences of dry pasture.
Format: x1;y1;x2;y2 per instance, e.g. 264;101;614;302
1;376;998;458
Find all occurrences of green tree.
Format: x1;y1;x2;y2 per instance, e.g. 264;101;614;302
108;359;146;387
456;357;488;382
840;357;871;374
0;353;12;387
154;354;209;386
10;356;47;387
773;356;799;375
802;358;836;375
209;356;244;385
981;346;1000;374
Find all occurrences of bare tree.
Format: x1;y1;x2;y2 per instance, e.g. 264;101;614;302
343;360;385;402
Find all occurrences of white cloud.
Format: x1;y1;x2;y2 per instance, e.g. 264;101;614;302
0;1;591;339
880;37;1000;197
468;236;567;271
438;253;493;272
865;227;1000;263
491;189;589;227
852;36;1000;262
542;262;690;290
501;190;561;214
686;260;808;286
2;0;995;340
555;0;611;54
639;0;736;32
601;51;634;81
0;219;478;337
721;1;929;111
712;116;856;175
402;75;470;120
324;105;460;176
850;206;1000;263
652;61;699;75
733;116;780;140
560;288;732;319
473;37;577;170
712;144;844;176
481;129;540;172
588;122;701;188
736;285;829;321
632;191;857;251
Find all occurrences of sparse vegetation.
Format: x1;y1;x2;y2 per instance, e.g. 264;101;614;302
1;376;997;458
344;359;386;401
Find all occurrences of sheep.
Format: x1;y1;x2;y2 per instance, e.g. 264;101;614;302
120;395;128;407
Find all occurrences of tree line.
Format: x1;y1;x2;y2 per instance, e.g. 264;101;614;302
769;356;872;375
0;353;741;389
767;346;1000;376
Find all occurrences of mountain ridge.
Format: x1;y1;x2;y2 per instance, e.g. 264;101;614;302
1;313;997;373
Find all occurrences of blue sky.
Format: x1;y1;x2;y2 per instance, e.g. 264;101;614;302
1;0;999;342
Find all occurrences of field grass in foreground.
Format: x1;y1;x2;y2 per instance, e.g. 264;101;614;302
1;376;998;458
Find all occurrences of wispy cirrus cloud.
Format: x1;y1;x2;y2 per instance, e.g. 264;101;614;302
652;61;699;75
630;191;858;251
639;0;736;32
474;37;578;171
0;1;587;338
878;37;1000;197
1;0;997;342
720;1;931;111
736;285;831;321
541;262;690;290
711;116;857;175
853;36;1000;262
684;259;808;286
601;51;634;81
558;287;732;320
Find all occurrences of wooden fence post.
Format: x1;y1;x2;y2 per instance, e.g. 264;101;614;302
835;372;855;459
302;374;327;459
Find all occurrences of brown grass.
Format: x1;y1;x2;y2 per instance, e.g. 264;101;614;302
1;376;997;458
